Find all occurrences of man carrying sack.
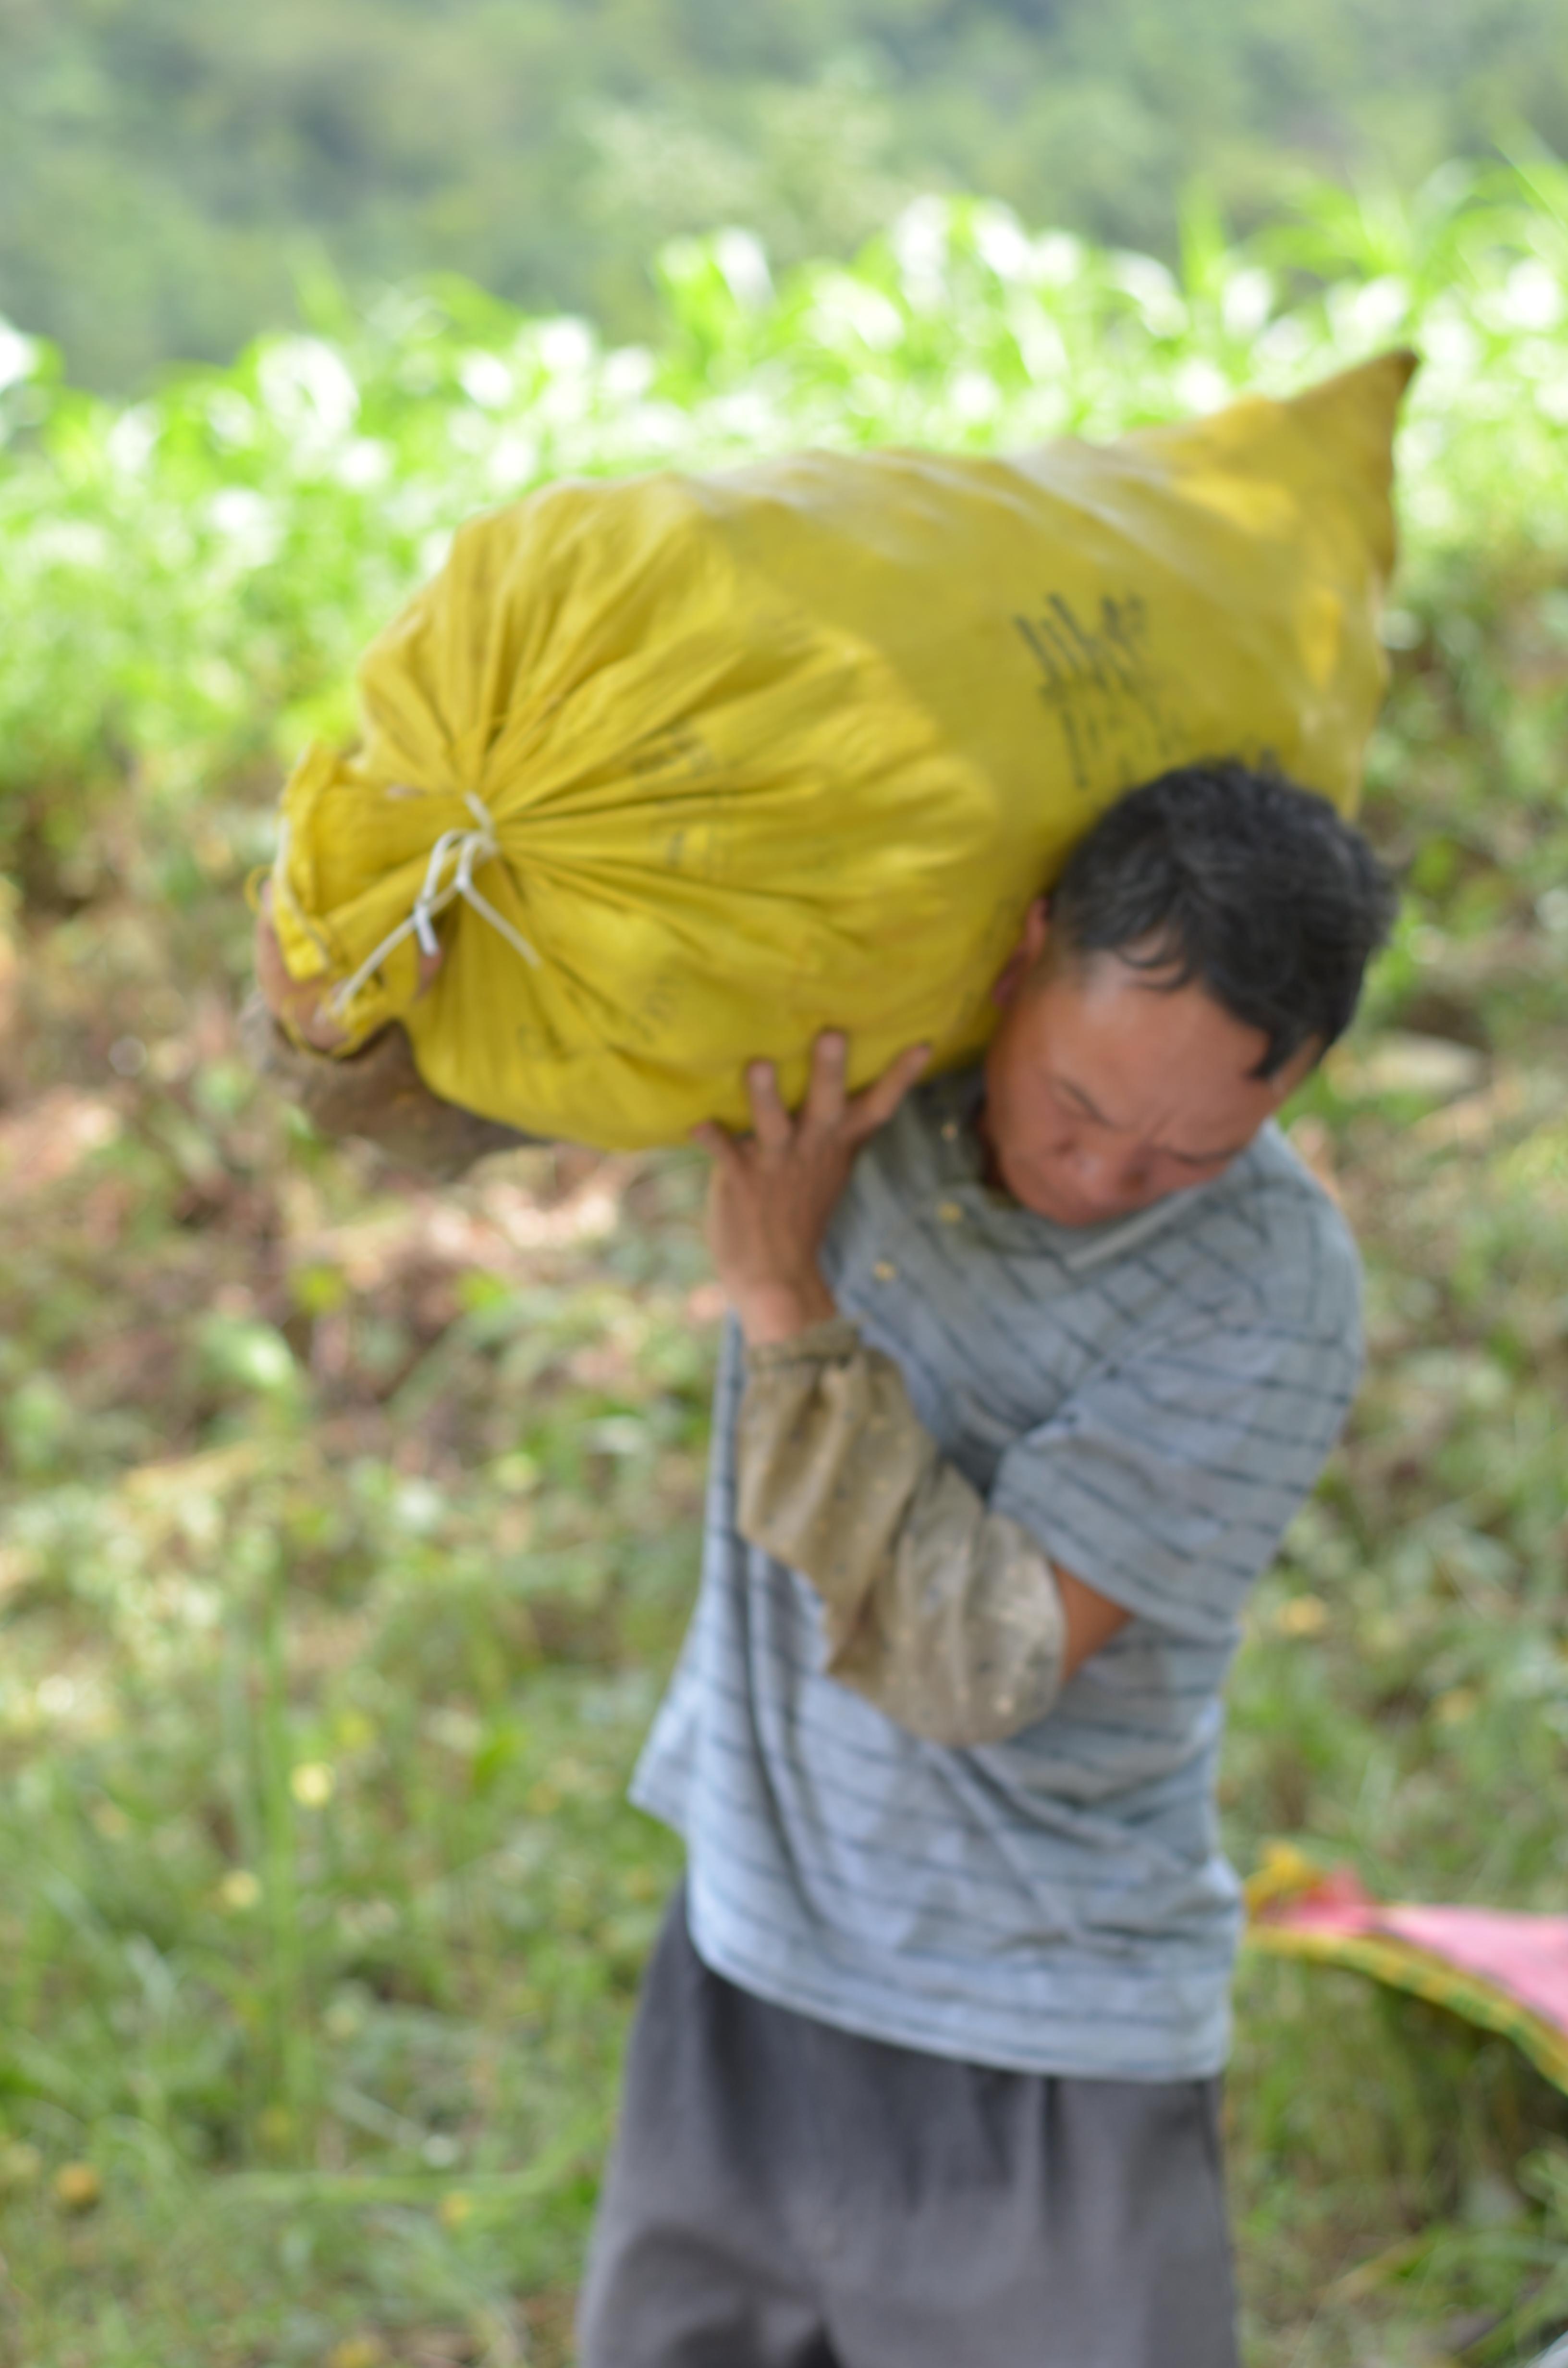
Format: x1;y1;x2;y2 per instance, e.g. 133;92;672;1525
576;760;1394;2367
249;356;1411;2356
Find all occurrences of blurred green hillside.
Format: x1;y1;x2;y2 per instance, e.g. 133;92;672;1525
3;0;1568;388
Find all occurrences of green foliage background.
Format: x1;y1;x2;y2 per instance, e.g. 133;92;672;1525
3;0;1568;389
0;113;1565;2368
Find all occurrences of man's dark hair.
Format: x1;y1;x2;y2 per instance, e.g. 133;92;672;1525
1049;760;1397;1077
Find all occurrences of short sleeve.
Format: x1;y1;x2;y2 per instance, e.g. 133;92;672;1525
990;1201;1363;1645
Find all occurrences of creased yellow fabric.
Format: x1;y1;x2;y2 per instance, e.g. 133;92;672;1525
269;352;1416;1149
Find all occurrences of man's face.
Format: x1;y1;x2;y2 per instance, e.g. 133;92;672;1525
980;908;1317;1227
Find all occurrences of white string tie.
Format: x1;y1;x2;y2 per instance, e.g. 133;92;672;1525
328;791;540;1019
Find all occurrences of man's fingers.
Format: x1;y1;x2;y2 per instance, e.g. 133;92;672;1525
295;999;352;1052
254;900;350;1049
253;892;289;1007
733;1036;926;1152
746;1060;794;1152
692;1120;748;1176
848;1041;931;1136
802;1030;849;1131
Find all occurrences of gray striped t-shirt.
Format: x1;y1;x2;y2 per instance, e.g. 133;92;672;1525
632;1067;1363;2080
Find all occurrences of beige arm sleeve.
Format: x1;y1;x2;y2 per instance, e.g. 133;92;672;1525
736;1319;1066;1746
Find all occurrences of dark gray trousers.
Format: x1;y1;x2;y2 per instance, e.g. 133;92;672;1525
578;1889;1239;2368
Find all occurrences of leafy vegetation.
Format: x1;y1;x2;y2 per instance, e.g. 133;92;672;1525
3;0;1568;390
0;166;1566;2364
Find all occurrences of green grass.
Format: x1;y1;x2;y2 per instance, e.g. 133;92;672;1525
0;165;1567;2364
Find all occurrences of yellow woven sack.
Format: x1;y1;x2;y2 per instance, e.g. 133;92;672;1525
268;350;1415;1149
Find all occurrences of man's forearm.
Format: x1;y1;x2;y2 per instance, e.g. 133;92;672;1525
736;1320;1068;1746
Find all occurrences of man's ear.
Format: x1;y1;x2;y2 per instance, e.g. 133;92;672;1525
991;897;1051;1009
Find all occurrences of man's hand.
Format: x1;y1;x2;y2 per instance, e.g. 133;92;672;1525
693;1031;930;1345
254;878;351;1050
253;876;442;1051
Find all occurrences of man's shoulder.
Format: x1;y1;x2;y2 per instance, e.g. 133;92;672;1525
1180;1122;1362;1334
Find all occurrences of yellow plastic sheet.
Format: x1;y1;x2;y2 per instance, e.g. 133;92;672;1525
269;350;1416;1149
